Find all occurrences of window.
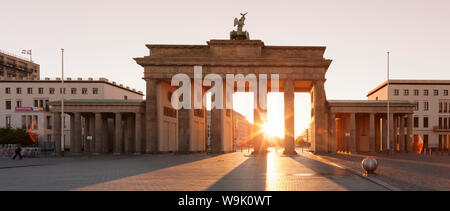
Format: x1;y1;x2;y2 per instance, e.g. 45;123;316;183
33;115;38;129
5;101;11;110
60;88;66;94
445;117;448;129
34;100;38;107
39;100;44;107
375;97;378;100
38;88;44;94
93;88;98;94
46;116;52;129
413;101;419;111
413;117;419;128
424;89;429;96
424;134;429;149
71;88;76;94
434;89;439;96
444;90;449;96
446;102;449;113
394;89;399;96
124;95;128;100
45;100;49;111
424;101;429;111
423;117;428;128
16;88;21;94
16;100;22;107
404;89;409;96
82;88;88;94
49;88;55;94
21;115;26;129
5;116;11;128
27;88;33;94
414;89;419;96
439;102;443;113
439;117;442;129
5;87;11;94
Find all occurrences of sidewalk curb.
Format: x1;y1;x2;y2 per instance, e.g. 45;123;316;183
305;152;402;191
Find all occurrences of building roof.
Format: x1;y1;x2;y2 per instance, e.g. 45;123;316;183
50;99;145;103
328;99;413;104
367;80;450;97
0;77;144;95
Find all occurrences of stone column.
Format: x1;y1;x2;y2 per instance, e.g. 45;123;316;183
88;115;95;153
72;112;82;154
312;79;328;153
94;112;102;154
369;113;375;154
388;113;395;152
124;114;133;153
178;108;191;153
252;107;265;154
284;79;296;155
350;113;357;153
102;116;109;153
211;82;233;153
114;112;123;155
134;112;142;154
329;112;337;153
399;114;405;152
381;117;387;151
393;115;398;152
70;114;75;153
145;79;158;153
53;112;61;154
406;114;413;153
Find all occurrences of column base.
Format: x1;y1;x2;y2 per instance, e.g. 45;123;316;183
113;152;121;155
91;153;101;156
133;152;141;155
282;150;298;156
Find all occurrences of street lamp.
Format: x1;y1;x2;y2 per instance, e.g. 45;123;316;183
61;48;64;155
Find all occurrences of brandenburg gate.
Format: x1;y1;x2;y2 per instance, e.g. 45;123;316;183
48;15;415;155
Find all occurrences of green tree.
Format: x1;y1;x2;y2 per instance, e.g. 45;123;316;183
0;128;35;145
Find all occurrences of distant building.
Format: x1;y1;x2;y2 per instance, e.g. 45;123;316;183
233;111;251;148
0;77;143;150
0;50;40;80
367;80;450;150
207;110;251;150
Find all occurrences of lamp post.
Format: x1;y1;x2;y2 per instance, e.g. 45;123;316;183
386;51;390;155
61;48;64;155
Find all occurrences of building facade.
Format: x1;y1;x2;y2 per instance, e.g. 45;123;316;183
0;50;40;80
233;111;251;148
367;80;450;150
0;77;143;150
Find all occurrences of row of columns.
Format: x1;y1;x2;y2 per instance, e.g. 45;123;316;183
53;112;144;155
330;112;413;154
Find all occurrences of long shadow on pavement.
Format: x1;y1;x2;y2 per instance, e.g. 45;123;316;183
289;155;388;191
206;155;267;191
0;153;221;191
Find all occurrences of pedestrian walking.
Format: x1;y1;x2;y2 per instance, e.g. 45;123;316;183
12;145;22;160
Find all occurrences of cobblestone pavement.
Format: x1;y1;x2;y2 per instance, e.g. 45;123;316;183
313;151;450;191
0;149;387;191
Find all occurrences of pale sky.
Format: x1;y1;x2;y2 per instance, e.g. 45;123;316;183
1;0;449;137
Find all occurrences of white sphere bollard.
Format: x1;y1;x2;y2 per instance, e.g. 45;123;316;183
361;157;378;175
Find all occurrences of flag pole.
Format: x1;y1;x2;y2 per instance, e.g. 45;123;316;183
61;48;64;155
387;51;390;154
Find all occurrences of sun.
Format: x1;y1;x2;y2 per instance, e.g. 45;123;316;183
262;122;283;138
